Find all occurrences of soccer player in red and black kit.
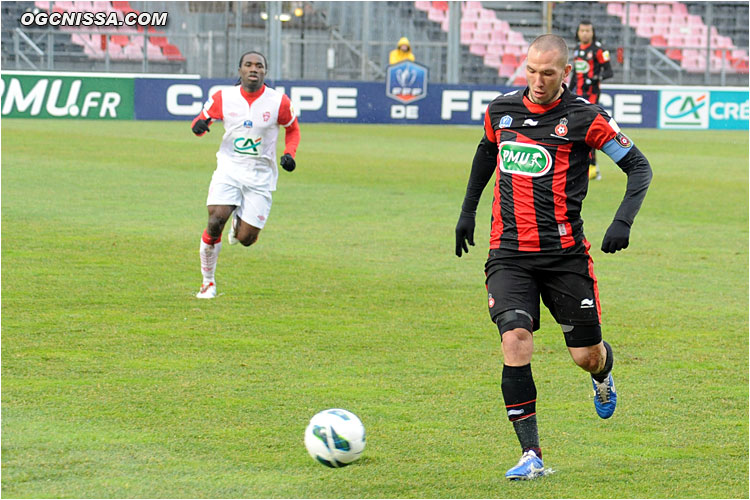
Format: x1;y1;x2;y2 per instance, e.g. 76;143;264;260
454;34;651;480
569;20;614;181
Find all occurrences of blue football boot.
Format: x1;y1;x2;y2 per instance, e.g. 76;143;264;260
592;373;617;419
505;450;545;480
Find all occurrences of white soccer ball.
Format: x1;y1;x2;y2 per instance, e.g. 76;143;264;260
304;408;366;468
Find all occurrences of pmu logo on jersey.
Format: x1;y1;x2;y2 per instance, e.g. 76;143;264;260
574;59;590;74
233;136;262;155
386;61;428;103
499;142;552;177
660;90;710;129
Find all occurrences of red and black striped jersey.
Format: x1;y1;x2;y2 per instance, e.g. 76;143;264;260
483;86;620;252
570;41;613;101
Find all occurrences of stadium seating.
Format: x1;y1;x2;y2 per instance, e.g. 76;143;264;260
605;1;748;74
416;0;529;80
29;0;185;63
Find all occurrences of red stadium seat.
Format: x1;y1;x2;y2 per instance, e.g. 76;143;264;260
501;53;518;66
162;43;185;61
665;48;683;61
146;28;169;47
650;35;668;48
110;34;130;47
731;59;749;73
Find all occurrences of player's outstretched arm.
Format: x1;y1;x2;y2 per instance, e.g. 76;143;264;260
601;145;652;253
456;136;497;257
191;116;212;136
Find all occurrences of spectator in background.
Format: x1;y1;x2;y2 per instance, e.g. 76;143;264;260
389;37;415;64
570;20;614;180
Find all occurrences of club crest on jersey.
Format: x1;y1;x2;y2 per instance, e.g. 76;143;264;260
499;142;552;177
233;137;262;155
488;293;495;308
243;120;253;128
498;115;513;128
615;132;631;147
263;111;271;122
555;118;569;137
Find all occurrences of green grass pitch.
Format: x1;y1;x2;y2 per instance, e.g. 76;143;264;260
2;119;748;498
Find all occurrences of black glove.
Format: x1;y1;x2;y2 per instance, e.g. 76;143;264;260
455;213;476;257
601;220;631;253
280;153;296;172
192;118;211;135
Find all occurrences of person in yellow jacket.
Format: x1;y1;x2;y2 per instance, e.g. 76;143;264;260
389;37;415;64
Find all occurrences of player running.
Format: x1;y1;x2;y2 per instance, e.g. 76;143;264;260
569;20;614;180
454;34;651;480
191;51;300;299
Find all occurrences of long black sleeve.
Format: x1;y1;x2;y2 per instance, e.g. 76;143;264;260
460;135;498;216
612;145;652;226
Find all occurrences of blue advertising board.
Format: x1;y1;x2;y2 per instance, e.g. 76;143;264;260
134;78;671;128
3;71;744;129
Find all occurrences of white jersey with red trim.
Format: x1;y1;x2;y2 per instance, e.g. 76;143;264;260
200;85;296;191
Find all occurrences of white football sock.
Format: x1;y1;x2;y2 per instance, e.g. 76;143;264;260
199;240;222;284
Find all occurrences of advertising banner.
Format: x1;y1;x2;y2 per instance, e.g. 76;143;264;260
134;77;662;128
3;71;746;130
658;88;749;130
1;71;134;119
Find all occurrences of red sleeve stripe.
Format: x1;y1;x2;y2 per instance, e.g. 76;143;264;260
484;106;496;142
203;90;223;121
585;113;616;150
278;93;296;127
283;119;300;157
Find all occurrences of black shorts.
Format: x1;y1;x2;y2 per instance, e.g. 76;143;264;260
485;241;601;332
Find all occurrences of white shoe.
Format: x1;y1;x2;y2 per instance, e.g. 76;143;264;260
227;213;239;245
196;282;217;299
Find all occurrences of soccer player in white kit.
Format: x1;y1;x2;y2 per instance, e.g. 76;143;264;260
191;51;300;299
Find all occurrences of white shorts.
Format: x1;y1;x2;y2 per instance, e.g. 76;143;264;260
206;169;272;229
